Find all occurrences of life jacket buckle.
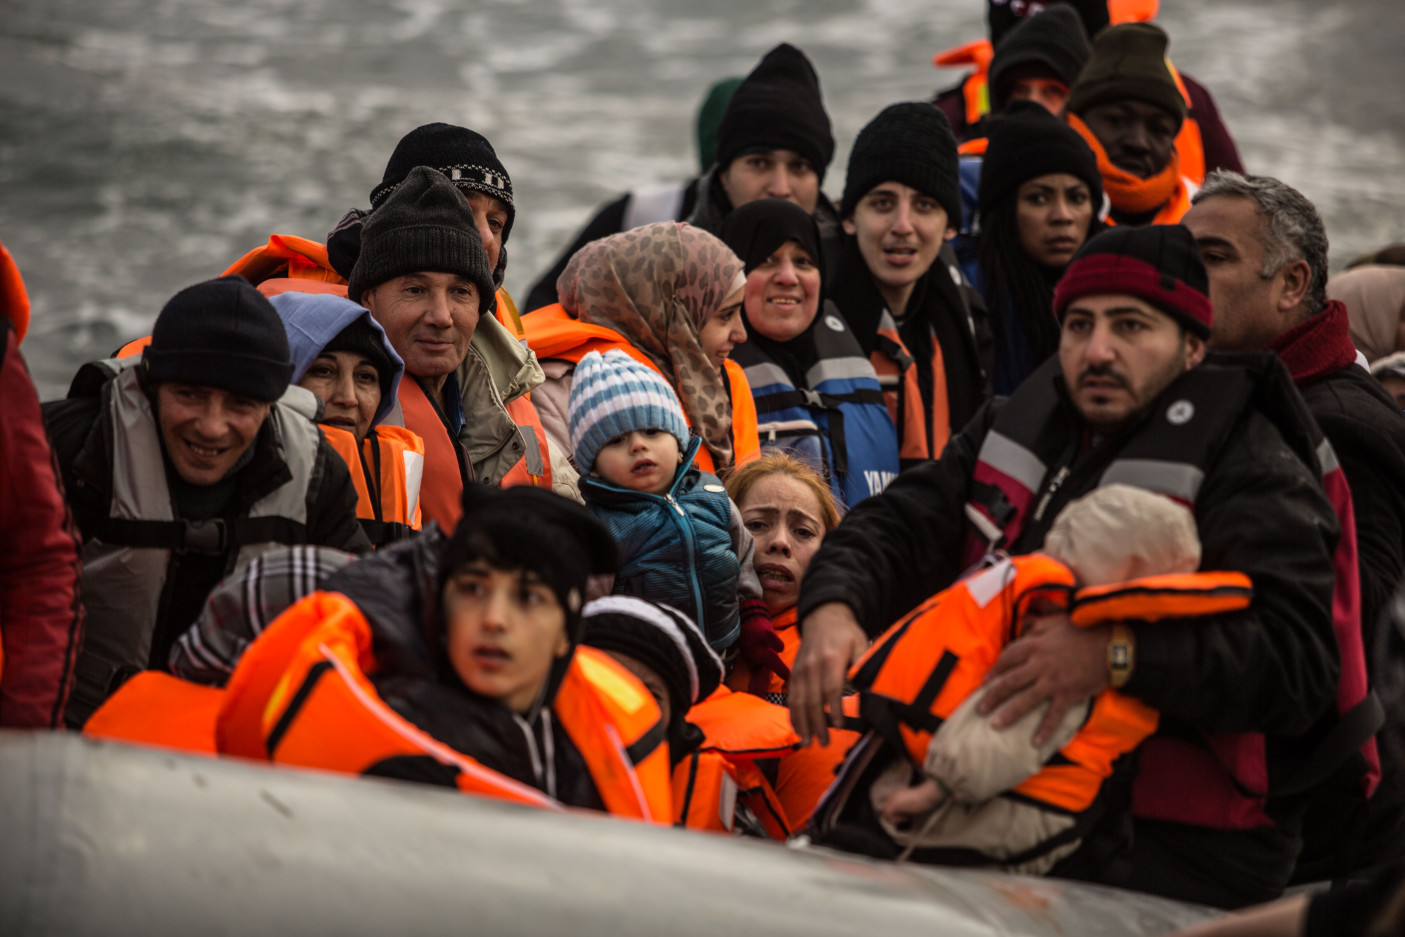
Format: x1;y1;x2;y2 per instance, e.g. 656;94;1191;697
181;518;229;555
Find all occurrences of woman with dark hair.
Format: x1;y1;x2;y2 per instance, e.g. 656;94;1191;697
721;199;899;508
974;101;1104;394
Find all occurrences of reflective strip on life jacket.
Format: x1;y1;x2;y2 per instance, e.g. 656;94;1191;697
499;395;553;490
737;314;899;507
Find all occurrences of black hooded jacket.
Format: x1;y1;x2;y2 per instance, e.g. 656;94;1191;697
324;529;605;810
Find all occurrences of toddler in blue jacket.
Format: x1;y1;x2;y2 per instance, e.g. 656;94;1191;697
568;350;768;659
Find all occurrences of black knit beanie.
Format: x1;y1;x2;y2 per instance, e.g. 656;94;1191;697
979;100;1102;216
1065;23;1187;126
144;275;292;403
988;0;1108;47
715;44;835;183
347;166;497;319
369;123;515;243
1053;225;1212;338
841;102;961;225
581;595;723;721
441;484;619;645
988;5;1092;113
321;316;396;403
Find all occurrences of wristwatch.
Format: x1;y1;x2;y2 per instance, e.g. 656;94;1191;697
1107;623;1135;689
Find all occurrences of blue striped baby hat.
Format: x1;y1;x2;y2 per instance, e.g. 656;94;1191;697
568;349;690;473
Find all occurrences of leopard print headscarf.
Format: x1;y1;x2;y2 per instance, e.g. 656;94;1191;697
558;222;745;469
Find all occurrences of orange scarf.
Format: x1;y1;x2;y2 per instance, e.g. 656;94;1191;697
1067;112;1183;216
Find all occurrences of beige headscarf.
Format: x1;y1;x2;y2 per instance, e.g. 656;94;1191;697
558;222;745;469
1326;265;1405;363
1043;484;1201;587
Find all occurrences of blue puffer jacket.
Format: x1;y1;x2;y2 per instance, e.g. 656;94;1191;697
579;437;740;653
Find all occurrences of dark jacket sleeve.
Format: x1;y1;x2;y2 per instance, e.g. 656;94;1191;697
1125;410;1340;736
305;438;372;554
797;403;993;637
0;328;84;728
523;194;632;313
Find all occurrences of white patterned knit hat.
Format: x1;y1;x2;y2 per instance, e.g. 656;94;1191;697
568;349;690;473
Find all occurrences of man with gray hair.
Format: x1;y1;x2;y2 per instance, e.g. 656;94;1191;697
1183;169;1405;878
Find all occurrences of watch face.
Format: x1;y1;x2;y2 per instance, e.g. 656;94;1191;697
1111;645;1130;668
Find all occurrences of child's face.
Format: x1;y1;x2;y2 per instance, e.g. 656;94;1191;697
592;429;682;494
442;561;570;714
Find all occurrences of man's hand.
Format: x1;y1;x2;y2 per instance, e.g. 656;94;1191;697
978;613;1110;747
789;602;868;747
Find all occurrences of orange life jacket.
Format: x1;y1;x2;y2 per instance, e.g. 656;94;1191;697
521;303;761;475
674;686;799;837
932;39;995;130
868;316;933;462
0;238;31;344
217;590;673;821
320;424;424;545
84;670;224;755
851;555;1253;814
397;376;468;532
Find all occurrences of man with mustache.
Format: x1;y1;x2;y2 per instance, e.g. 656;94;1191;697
1063;22;1199;226
791;225;1348;908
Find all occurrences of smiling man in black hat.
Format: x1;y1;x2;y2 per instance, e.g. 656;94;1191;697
44;275;368;727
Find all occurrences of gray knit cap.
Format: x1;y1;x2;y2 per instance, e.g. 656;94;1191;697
347;166;497;319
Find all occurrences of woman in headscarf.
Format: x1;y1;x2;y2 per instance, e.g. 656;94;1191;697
1327;264;1405;363
721;199;899;509
521;222;758;478
971;101;1104;394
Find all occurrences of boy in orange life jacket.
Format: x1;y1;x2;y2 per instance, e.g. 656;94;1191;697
875;485;1203;867
568;349;765;657
359;484;625;807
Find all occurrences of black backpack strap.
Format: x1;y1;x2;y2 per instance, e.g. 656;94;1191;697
1274;692;1386;796
91;516;307;555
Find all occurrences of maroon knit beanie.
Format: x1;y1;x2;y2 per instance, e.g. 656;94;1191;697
1053;225;1212;338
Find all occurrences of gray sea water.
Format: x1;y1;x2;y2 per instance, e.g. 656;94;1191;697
3;0;1403;399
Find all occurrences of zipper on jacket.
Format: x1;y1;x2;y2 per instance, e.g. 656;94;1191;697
1031;466;1071;524
666;493;707;627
